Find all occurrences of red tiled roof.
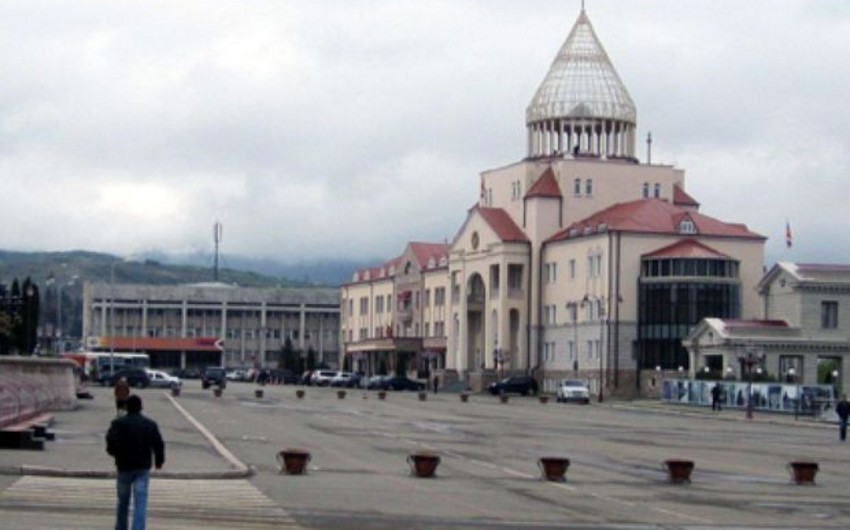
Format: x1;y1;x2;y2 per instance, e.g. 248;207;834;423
525;167;562;199
409;242;450;269
642;239;731;259
477;207;529;242
101;337;223;352
720;319;790;330
547;198;764;242
673;184;700;207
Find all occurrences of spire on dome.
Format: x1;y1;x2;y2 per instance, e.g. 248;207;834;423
526;8;637;161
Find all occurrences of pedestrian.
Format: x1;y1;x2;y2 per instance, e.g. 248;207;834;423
432;374;439;394
106;395;165;530
710;384;722;412
114;377;131;417
836;394;850;442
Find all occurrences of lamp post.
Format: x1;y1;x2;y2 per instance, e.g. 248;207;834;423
833;369;841;399
565;301;579;376
738;347;764;420
787;367;800;420
582;295;605;403
55;275;79;355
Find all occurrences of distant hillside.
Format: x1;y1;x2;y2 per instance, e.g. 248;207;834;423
0;250;302;289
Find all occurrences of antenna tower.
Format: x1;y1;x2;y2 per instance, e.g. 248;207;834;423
213;221;223;281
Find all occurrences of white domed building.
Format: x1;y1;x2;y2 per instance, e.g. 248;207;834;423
340;7;766;399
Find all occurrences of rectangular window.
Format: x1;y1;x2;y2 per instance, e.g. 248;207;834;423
551;262;557;282
586;340;593;359
574;178;581;195
424;289;431;307
569;259;575;279
653;183;661;198
822;301;838;329
375;296;384;314
359;297;369;315
585;179;593;195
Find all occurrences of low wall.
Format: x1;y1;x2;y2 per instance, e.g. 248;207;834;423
0;357;78;428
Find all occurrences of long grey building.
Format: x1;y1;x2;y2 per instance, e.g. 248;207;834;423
82;282;340;370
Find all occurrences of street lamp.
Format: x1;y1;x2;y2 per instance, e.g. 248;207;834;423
582;294;605;403
738;347;765;420
109;256;138;376
565;301;579;376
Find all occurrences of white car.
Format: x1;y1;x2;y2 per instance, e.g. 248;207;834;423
556;379;590;404
146;369;182;389
310;370;338;386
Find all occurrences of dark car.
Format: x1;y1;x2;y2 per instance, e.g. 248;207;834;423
270;369;298;384
201;367;228;389
104;368;150;388
488;375;538;396
375;376;426;391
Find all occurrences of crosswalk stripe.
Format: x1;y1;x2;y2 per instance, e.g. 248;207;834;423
0;476;299;527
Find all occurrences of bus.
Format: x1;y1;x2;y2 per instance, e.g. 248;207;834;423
62;351;151;381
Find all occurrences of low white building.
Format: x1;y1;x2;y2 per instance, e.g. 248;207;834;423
685;262;849;394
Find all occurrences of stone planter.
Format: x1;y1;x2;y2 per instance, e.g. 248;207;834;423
663;460;694;484
418;391;427;402
499;394;509;404
295;389;305;399
213;387;223;398
538;457;570;481
538;395;549;404
171;386;181;397
459;393;469;403
255;389;264;399
408;451;441;478
337;390;347;400
378;390;387;400
276;449;312;475
788;461;818;485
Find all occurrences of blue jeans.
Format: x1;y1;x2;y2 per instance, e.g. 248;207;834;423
115;469;150;530
840;418;848;441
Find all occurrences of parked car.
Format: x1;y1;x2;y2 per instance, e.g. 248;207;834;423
310;370;338;387
329;371;360;387
555;379;591;404
146;369;181;389
373;376;426;391
226;369;248;382
488;375;538;396
270;369;298;384
202;367;228;389
171;368;201;379
365;375;388;390
104;368;151;388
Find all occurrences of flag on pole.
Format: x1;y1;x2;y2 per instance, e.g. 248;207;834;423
785;220;793;249
480;176;486;203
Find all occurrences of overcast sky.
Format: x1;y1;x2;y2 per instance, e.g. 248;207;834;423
1;0;848;267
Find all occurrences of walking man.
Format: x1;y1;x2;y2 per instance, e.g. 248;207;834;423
114;377;130;417
106;395;165;530
837;394;850;442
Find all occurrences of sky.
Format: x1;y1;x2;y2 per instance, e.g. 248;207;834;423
1;0;848;267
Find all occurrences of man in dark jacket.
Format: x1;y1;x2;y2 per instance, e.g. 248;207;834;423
837;394;850;442
106;395;165;530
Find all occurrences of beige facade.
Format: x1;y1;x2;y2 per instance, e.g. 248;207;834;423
340;8;767;397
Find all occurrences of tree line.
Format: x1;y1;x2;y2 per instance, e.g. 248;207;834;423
0;277;40;355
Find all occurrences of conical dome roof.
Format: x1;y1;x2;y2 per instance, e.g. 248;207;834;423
526;10;636;125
